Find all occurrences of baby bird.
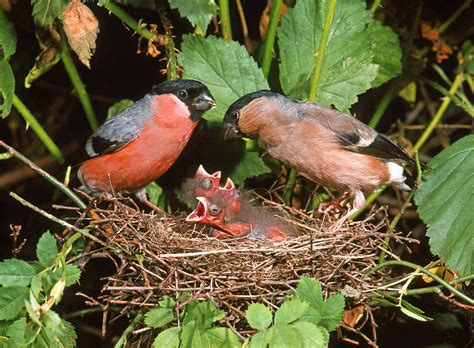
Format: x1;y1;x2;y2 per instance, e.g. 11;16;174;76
223;91;415;225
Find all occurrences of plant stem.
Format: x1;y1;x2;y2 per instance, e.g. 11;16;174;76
366;260;474;305
114;312;144;348
282;167;297;204
438;0;472;34
0;140;85;208
411;73;464;155
368;83;398;128
218;0;232;40
10;192;106;247
261;0;283;78
370;0;382;13
309;0;337;102
12;95;64;164
60;35;98;131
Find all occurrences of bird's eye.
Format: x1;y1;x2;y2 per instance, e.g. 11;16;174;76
178;90;188;99
231;111;239;119
234;190;242;199
202;178;212;189
209;204;221;216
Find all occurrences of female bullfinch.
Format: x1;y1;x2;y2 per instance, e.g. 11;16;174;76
223;91;415;225
78;80;215;211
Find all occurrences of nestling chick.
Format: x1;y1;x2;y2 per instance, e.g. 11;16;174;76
223;91;415;225
78;80;215;211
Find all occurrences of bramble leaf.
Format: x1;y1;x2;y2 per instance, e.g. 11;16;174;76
180;35;269;123
0;286;29;320
414;135;474;276
278;0;378;110
153;327;181;348
246;303;273;330
319;294;345;332
0;59;15;118
144;307;175;329
0;259;36;287
274;299;308;325
0;9;17;59
31;0;69;27
169;0;217;33
107;99;134;119
36;231;58;268
229;151;271;186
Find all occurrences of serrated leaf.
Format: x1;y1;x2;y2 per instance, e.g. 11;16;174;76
249;331;272;348
270;324;302;347
291;322;328;347
6;317;27;347
229;151;271;186
0;286;28;320
180;35;269;123
246;303;273;330
206;327;241;347
146;181;164;207
144;307;175;328
414;135;474;276
153;327;180;348
0;9;17;59
43;311;77;348
169;0;217;33
295;277;323;308
0;59;14;118
319;294;345;332
63;264;81;286
0;259;36;287
31;0;69;27
274;299;308;325
36;231;58;267
278;0;378;110
107;99;134;119
367;20;402;87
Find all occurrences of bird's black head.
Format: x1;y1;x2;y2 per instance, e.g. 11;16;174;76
223;90;278;139
153;80;216;121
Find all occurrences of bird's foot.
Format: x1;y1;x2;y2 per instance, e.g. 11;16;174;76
134;188;165;215
317;196;346;214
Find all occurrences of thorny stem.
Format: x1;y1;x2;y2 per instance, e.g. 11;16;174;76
438;0;472;34
308;0;337;101
60;34;98;131
261;0;283;78
9;192;106;247
370;0;382;13
114;312;144;348
12;95;64;164
366;260;474;305
156;1;178;80
0;141;85;208
218;0;232;40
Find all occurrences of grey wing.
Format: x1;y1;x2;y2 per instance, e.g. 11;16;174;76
302;104;414;164
85;95;153;157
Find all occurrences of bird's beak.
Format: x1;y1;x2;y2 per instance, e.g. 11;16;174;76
193;94;216;111
223;178;235;190
186;197;208;223
223;123;241;140
196;165;221;179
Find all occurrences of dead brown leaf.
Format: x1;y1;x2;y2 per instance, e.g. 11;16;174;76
420;21;453;63
343;304;365;328
62;0;99;68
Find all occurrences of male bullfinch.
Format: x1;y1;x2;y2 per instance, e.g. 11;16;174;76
78;80;215;211
186;181;292;243
223;91;415;225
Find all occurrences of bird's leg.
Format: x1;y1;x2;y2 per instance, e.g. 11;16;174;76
329;191;365;232
317;193;349;214
134;188;165;214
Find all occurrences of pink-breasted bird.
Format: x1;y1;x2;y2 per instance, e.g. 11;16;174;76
78;80;215;210
223;91;415;225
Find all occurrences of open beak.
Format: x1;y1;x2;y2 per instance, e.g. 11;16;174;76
193;94;216;111
223;178;235;190
186;197;209;222
195;165;221;180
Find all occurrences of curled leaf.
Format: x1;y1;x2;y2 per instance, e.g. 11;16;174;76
62;0;99;68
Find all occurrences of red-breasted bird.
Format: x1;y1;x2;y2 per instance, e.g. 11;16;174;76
223;91;415;225
78;80;215;210
186;185;292;243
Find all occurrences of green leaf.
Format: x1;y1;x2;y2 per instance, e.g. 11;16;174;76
169;0;217;33
63;264;81;286
206;327;241;347
270;324;302;348
107;99;134;120
246;303;273;330
0;59;14;118
414;135;474;276
0;286;28;320
249;331;272;348
295;277;323;308
319;294;345;332
0;9;17;59
400;306;431;322
431;313;462;331
291;322;329;347
153;327;181;348
274;299;308;325
229;151;271;186
31;0;69;26
36;231;58;268
6;317;28;348
180;35;269;123
43;311;77;348
146;181;164;207
367;20;402;87
144;307;175;329
0;259;36;287
278;0;378;110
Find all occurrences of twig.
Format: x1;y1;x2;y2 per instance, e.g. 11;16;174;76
218;0;232;40
438;0;472;34
260;0;283;77
12;95;64;163
60;31;98;131
0;141;85;208
113;312;144;348
235;0;250;48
